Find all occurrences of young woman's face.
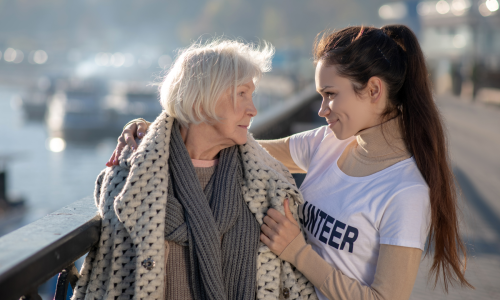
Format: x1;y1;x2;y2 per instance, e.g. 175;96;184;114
315;61;383;140
211;80;257;146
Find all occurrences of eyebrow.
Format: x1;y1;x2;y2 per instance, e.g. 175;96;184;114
318;86;334;92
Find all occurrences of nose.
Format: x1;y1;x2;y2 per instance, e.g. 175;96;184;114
248;98;258;117
318;98;330;117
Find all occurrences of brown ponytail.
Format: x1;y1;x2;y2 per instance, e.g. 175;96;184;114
313;25;473;291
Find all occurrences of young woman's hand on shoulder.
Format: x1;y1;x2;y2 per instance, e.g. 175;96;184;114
106;119;150;167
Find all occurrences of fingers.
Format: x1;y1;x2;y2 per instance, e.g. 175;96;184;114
114;136;127;165
107;121;144;167
261;219;299;256
266;208;286;222
284;199;299;226
260;232;272;245
137;122;148;139
260;224;280;253
266;204;298;229
123;123;138;150
106;150;116;167
261;200;302;256
263;214;279;232
260;223;276;239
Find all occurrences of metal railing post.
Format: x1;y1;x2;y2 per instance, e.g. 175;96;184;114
54;262;80;300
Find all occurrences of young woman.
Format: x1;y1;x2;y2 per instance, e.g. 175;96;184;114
110;25;473;299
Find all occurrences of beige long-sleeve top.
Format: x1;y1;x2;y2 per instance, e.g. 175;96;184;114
259;118;423;300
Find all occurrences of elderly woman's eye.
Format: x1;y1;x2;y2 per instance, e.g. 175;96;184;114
238;91;244;96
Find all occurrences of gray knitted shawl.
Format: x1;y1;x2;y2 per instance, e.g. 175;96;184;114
72;112;318;300
165;121;259;300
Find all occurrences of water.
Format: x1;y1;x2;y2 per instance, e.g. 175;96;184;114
0;86;117;235
0;85;119;298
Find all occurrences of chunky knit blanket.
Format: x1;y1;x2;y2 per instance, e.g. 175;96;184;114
71;111;318;300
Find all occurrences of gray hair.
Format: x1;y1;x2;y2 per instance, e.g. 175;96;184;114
159;38;274;127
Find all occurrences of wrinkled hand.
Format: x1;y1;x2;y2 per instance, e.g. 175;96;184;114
260;199;301;256
106;120;149;167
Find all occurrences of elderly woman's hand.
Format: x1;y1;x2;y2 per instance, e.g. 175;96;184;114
106;120;150;167
260;199;301;256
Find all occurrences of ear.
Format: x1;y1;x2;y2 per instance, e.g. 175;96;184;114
367;76;384;103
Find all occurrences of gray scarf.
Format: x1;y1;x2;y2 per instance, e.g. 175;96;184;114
165;121;260;300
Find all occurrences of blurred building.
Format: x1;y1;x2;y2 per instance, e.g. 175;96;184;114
379;0;500;102
0;0;397;87
2;0;499;102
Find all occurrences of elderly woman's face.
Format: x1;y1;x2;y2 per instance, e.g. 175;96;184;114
212;80;257;146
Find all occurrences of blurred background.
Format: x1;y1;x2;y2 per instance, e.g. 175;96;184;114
0;0;499;299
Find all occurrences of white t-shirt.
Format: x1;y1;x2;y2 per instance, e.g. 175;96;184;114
289;126;430;299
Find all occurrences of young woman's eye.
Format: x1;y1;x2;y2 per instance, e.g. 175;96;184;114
326;92;336;99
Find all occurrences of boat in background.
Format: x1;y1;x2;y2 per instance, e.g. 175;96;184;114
45;78;113;141
46;79;162;142
18;91;50;121
11;77;55;121
104;81;162;128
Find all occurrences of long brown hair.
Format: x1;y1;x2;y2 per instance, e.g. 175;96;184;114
313;25;473;291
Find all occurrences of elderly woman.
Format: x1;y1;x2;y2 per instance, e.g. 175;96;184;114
72;40;318;300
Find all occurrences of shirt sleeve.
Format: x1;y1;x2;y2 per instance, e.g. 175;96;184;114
379;185;431;251
279;232;422;300
288;126;329;172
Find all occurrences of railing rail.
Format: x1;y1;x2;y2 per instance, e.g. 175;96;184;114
0;197;100;300
250;83;318;138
